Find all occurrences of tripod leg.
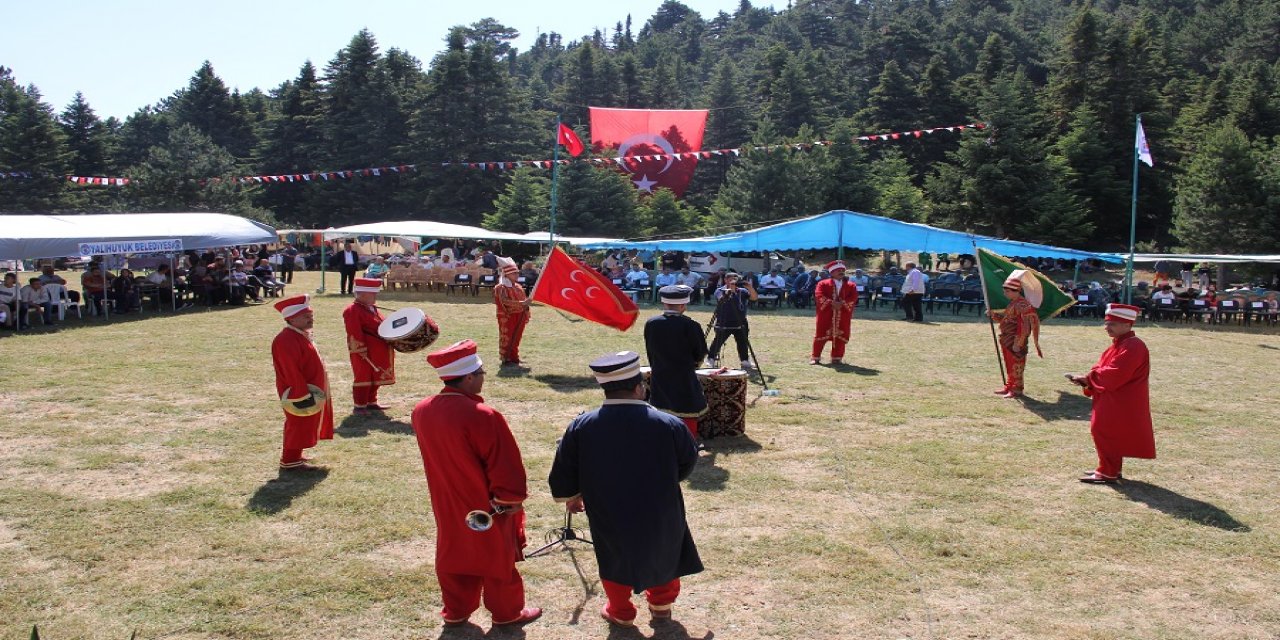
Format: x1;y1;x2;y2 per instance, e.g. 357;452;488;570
744;337;769;391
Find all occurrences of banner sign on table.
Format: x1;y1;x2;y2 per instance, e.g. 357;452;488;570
79;239;183;256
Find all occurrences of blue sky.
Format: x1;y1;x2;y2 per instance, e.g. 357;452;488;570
3;0;758;121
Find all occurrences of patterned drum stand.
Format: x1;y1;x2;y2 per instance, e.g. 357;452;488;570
695;368;748;438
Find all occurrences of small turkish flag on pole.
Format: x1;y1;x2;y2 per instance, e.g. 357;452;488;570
531;246;638;331
558;123;585;157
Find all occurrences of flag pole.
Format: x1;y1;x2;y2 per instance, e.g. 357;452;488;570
1124;113;1142;304
974;244;1007;387
549;115;562;249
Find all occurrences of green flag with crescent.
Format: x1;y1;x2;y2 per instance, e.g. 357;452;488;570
976;248;1076;321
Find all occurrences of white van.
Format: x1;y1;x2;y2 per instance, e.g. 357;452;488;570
687;252;799;275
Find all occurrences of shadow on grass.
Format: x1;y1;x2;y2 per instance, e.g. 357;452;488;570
247;467;329;515
828;361;879;375
495;364;533;378
1112;480;1251;532
531;373;597;393
337;413;414;438
687;435;762;493
1017;390;1092;421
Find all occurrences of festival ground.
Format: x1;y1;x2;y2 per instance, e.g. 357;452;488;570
1;270;1277;640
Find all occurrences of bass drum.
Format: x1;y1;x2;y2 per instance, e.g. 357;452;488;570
377;307;441;353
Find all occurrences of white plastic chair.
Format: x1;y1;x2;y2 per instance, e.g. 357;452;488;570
42;283;82;320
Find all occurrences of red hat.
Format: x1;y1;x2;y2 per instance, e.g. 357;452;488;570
426;339;483;379
354;277;382;293
274;294;311;319
825;260;847;273
1104;303;1140;324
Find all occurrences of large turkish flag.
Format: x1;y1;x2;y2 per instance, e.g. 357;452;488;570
589;107;708;197
530;246;638;331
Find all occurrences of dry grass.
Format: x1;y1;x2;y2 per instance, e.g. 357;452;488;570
1;270;1278;639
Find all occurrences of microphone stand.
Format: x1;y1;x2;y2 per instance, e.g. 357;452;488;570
527;511;592;558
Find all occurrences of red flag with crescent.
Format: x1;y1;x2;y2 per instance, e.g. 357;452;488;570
589;107;708;197
530;246;638;331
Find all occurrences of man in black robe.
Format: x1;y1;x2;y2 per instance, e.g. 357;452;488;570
644;284;709;442
548;351;703;628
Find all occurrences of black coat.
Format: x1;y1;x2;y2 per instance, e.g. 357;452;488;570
644;312;709;417
548;400;702;591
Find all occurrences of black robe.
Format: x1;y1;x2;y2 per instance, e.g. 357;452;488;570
548;400;703;591
643;312;709;418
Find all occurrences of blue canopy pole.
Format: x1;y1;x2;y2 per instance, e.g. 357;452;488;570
317;239;326;294
837;212;845;261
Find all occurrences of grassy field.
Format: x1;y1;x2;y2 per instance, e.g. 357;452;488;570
2;270;1278;640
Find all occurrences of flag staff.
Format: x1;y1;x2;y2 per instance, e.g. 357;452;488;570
549;115;562;249
1124;113;1151;304
974;243;1007;387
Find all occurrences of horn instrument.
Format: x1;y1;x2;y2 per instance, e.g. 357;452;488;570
465;505;512;532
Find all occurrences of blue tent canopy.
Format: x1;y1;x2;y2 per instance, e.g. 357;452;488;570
581;210;1123;263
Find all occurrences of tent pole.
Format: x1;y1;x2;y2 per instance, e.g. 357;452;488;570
318;240;327;294
549;115;562;248
837;213;845;261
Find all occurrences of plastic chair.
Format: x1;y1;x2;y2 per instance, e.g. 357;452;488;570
42;283;82;320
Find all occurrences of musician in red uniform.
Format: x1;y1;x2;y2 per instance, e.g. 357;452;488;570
344;277;395;413
411;339;541;628
493;257;531;367
271;295;334;471
1068;303;1156;484
990;270;1042;399
810;260;859;365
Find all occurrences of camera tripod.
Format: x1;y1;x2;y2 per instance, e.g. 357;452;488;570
526;511;593;558
704;289;771;392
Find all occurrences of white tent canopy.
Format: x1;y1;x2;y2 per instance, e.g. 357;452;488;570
517;231;619;245
0;212;278;260
326;221;526;241
1130;253;1280;264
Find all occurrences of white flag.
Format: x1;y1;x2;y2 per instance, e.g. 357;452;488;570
1136;119;1155;167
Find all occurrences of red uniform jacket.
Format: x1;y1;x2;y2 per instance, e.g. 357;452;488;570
271;326;335;449
814;276;859;343
1084;332;1155;458
412;389;528;578
343;302;395;388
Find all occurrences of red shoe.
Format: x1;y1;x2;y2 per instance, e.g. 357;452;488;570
993;387;1011;395
494;607;542;626
1001;390;1022;399
600;606;635;627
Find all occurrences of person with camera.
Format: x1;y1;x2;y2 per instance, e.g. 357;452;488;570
707;272;757;370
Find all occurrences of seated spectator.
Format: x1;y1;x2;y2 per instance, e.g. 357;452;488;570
851;268;870;289
21;277;53;325
225;260;263;303
438;253;456;270
365;255;389;279
37;264;67;287
608;263;627;282
789;269;819;308
110;268;142;313
1151;284;1176;303
623;263;650;290
654;266;678;288
676;267;705;304
81;264;110;315
759;268;785;293
253;259;285;297
1;273;27;328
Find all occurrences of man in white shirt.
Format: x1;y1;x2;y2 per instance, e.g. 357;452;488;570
675;267;705;304
20;277;52;326
654;267;679;288
900;262;926;322
624;264;650;290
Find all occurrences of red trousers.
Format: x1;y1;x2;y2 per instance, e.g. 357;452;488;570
1000;347;1026;393
601;578;680;622
281;447;305;468
682;417;700;440
352;385;380;407
812;337;846;359
437;567;526;624
1094;451;1124;478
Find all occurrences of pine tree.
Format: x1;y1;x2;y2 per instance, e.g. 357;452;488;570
0;72;71;212
484;168;549;233
124;124;269;221
554;160;640;236
255;62;326;225
170;61;255;159
638;187;700;236
60;92;113;176
868;148;926;222
1173;122;1269;253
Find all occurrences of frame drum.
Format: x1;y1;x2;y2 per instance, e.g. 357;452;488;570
695;368;748;438
378;308;440;353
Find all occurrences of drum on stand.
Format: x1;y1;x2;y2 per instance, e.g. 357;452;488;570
695;368;748;438
377;307;441;353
